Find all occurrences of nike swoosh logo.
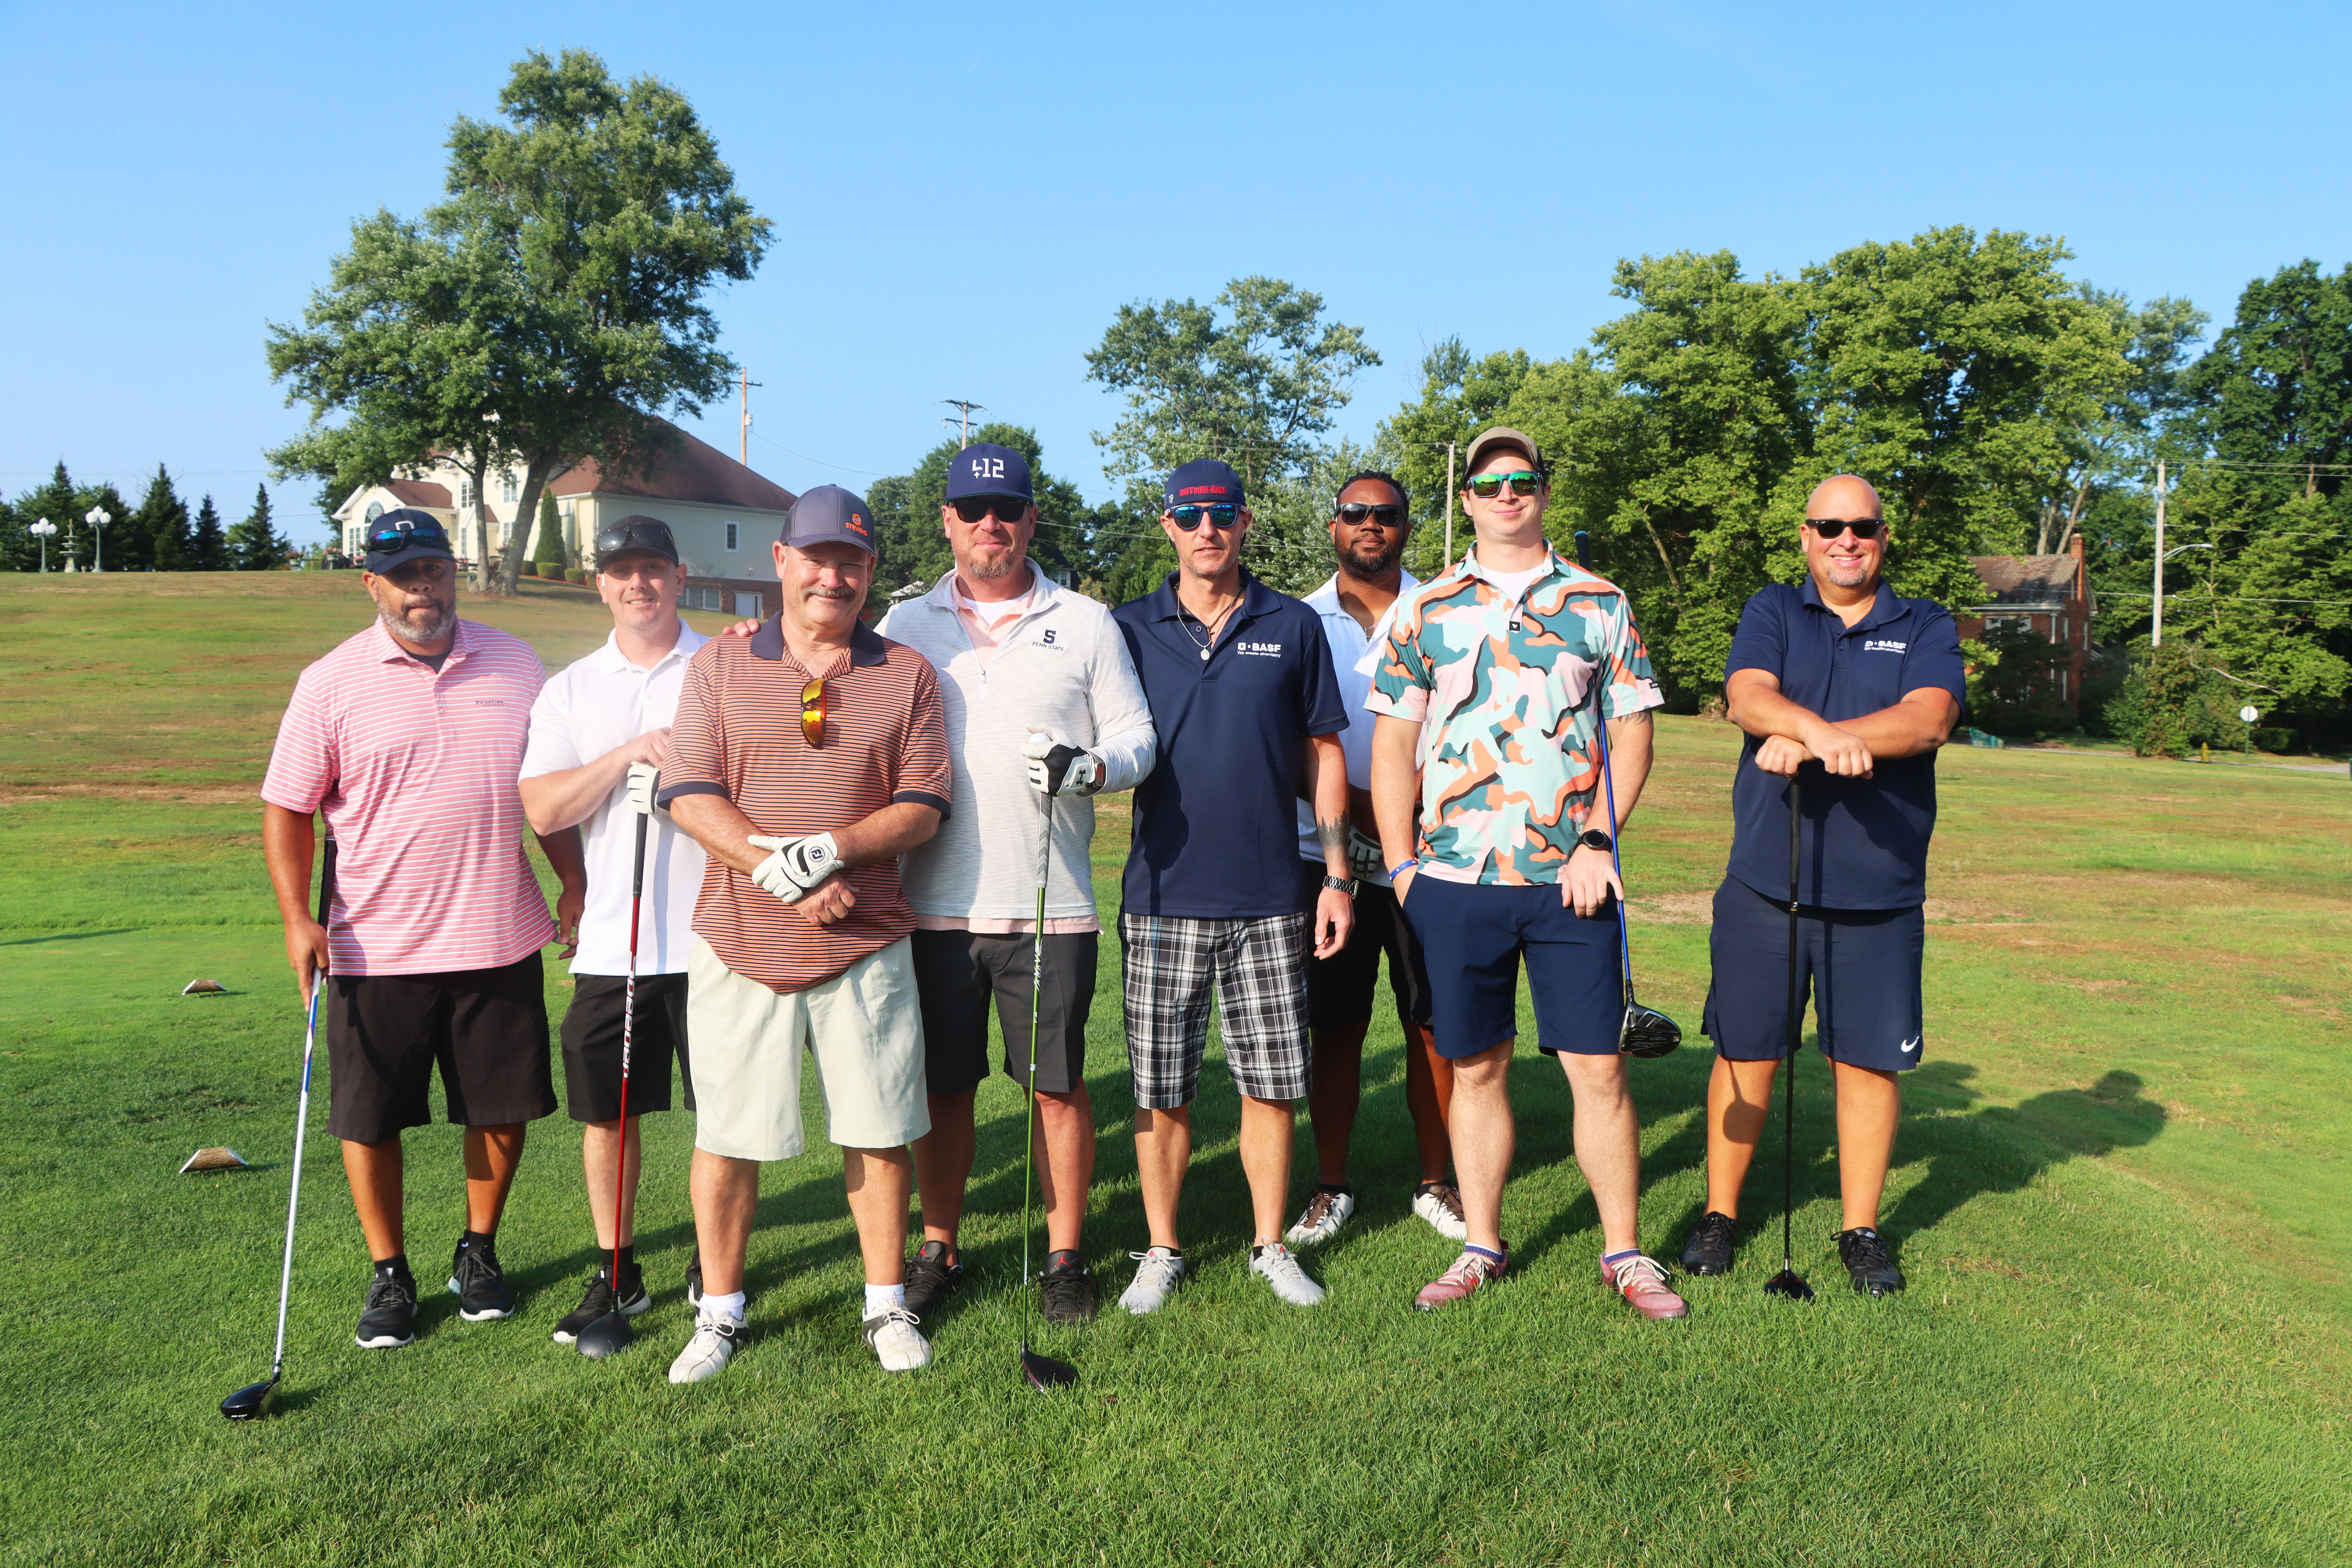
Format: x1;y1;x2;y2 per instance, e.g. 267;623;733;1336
1899;1037;1921;1055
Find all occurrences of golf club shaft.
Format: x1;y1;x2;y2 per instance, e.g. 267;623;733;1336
1022;796;1053;1301
1784;775;1802;1268
271;835;335;1378
611;812;647;1284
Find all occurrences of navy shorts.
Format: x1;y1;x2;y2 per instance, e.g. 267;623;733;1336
1701;877;1925;1073
1398;875;1621;1060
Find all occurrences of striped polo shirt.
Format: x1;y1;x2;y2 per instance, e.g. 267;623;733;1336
659;617;951;995
261;618;557;976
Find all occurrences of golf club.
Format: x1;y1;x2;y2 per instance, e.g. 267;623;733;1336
1763;774;1816;1302
1019;750;1079;1392
220;836;336;1420
1571;533;1681;1059
577;811;650;1359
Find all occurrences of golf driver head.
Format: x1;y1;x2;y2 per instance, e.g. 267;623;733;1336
574;1310;636;1360
1618;1001;1683;1059
1763;1267;1816;1302
1020;1342;1078;1391
219;1374;279;1421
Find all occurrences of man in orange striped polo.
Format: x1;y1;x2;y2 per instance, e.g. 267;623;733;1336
261;509;587;1352
658;486;953;1383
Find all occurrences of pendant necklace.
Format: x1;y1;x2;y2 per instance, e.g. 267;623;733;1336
1180;594;1238;662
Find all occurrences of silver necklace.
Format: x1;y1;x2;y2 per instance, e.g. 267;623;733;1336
1179;594;1239;661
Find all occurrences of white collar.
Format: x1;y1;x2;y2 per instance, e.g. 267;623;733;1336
593;620;705;675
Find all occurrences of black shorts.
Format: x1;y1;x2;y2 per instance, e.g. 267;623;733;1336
559;972;693;1123
910;928;1098;1097
1298;860;1433;1031
325;952;556;1143
1701;878;1926;1073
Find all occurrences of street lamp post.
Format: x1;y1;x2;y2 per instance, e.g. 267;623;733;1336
84;506;112;573
29;518;56;572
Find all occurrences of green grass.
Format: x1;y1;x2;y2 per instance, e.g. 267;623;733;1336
2;573;2348;1566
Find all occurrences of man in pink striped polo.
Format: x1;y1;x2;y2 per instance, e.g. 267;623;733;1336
261;509;586;1351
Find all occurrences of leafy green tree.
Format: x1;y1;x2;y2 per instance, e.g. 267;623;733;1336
533;491;568;574
269;48;772;595
189;495;228;571
2105;641;2243;757
227;484;288;570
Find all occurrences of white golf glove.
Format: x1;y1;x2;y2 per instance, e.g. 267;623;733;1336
746;832;841;905
624;761;668;820
1347;826;1385;879
1020;724;1101;797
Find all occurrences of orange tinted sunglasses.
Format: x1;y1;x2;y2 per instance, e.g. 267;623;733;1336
801;677;826;748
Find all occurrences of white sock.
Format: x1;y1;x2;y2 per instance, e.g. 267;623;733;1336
703;1289;746;1323
864;1282;906;1318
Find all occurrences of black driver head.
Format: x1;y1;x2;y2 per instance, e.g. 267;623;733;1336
219;1374;278;1421
575;1310;636;1360
1618;1001;1682;1059
1763;1267;1816;1302
1020;1341;1078;1391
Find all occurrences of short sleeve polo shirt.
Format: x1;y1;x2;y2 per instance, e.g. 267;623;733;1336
1113;571;1348;919
658;618;951;994
260;618;556;976
1723;581;1967;910
1366;546;1664;886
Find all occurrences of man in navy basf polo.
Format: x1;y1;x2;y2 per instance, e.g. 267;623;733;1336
1682;473;1964;1297
1110;459;1357;1316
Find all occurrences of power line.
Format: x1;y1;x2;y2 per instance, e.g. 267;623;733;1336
746;428;886;477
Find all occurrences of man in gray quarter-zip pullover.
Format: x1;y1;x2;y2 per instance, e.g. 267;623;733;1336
873;442;1157;1326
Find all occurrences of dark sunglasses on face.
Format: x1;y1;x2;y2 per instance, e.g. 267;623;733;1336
1169;504;1240;531
801;677;826;748
1466;471;1541;499
951;496;1029;525
1805;518;1885;540
369;519;451;549
1334;503;1406;527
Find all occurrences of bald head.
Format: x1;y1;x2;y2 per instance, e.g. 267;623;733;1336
1806;474;1882;520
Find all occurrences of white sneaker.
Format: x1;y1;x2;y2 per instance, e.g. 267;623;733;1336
1283;1187;1356;1247
1250;1242;1327;1306
667;1308;744;1385
1413;1181;1469;1242
1118;1246;1188;1315
862;1307;932;1372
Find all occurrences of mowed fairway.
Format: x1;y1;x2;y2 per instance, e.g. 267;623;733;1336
2;572;2347;1568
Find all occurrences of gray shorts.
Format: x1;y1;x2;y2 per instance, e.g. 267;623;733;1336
1119;912;1310;1110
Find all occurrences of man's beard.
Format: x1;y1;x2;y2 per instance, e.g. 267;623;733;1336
379;600;454;644
964;547;1022;582
1824;556;1873;589
1339;534;1401;578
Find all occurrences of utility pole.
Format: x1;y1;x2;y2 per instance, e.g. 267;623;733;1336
943;399;984;447
738;370;763;466
2151;458;2166;648
1429;441;1459;567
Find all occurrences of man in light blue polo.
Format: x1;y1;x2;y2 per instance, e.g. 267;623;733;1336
1680;473;1964;1297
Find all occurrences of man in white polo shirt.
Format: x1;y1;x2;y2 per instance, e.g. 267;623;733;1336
520;515;710;1343
262;508;586;1351
874;443;1156;1326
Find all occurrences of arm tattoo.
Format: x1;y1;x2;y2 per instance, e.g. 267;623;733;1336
1316;816;1349;854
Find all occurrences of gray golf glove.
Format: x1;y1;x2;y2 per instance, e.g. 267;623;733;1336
625;761;669;820
1347;826;1385;879
1020;724;1101;797
746;832;841;905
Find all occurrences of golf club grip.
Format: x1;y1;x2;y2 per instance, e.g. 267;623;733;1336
316;836;337;928
631;812;648;900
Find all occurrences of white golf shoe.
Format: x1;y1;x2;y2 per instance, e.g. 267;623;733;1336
1412;1180;1469;1242
1283;1187;1356;1247
1250;1242;1327;1306
861;1307;931;1372
667;1308;744;1385
1118;1246;1188;1315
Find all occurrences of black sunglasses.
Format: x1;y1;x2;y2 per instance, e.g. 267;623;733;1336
594;518;678;560
951;496;1029;524
1169;504;1240;531
1466;471;1541;499
368;519;451;549
1334;503;1407;527
1805;518;1885;540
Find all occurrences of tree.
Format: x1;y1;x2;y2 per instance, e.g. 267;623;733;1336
533;491;568;575
4;462;75;572
132;466;190;571
190;495;228;571
227;483;288;570
268;48;772;595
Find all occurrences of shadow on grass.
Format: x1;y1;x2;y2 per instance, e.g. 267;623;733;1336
0;926;139;945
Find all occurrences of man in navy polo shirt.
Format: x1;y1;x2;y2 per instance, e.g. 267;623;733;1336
1681;473;1963;1297
1111;458;1357;1314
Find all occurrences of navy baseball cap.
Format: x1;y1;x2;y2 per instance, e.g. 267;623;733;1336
781;485;877;555
1164;458;1245;512
362;508;457;573
944;442;1033;503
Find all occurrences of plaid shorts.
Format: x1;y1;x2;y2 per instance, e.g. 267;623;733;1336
1120;912;1312;1109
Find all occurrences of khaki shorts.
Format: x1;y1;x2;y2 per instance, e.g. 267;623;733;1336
686;936;931;1161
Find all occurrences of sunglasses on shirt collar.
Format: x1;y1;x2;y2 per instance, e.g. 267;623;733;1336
800;678;828;748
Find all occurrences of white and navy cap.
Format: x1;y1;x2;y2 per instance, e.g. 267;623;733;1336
945;442;1033;503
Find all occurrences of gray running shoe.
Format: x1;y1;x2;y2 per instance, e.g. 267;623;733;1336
1284;1188;1356;1247
1249;1242;1327;1306
1118;1247;1187;1315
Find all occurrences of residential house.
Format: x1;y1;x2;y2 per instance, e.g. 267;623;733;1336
1954;535;2096;713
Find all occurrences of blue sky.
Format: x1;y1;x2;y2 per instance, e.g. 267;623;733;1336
4;0;2347;542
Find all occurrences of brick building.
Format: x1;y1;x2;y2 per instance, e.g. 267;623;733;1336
1954;535;2096;714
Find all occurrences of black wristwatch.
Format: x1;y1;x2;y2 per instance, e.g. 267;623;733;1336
1322;874;1359;897
1577;829;1615;854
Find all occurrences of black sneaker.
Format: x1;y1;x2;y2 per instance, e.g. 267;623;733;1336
902;1240;963;1318
1680;1211;1738;1276
1040;1256;1097;1325
447;1235;516;1321
1838;1227;1906;1297
686;1252;702;1308
551;1262;650;1343
355;1268;417;1349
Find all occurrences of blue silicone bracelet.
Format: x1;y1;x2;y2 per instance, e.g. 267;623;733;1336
1388;858;1418;878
